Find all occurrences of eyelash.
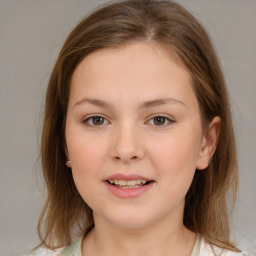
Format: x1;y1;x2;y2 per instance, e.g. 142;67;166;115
82;115;109;126
82;115;174;127
147;115;174;126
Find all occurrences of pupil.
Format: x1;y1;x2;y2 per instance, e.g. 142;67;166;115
93;117;104;125
154;117;165;125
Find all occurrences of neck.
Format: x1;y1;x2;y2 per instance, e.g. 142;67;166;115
82;214;196;256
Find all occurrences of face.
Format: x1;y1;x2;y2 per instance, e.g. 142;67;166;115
65;42;210;229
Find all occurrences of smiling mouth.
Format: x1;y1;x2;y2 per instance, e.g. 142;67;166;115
106;179;153;189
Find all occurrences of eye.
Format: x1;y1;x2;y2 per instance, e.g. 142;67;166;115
148;116;174;126
83;115;109;126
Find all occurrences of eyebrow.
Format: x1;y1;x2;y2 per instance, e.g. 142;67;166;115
139;98;186;109
73;98;111;109
73;97;186;109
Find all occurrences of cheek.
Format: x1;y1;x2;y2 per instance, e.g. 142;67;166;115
66;133;110;208
67;131;109;175
149;128;202;182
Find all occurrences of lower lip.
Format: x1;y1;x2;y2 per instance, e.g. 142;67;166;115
104;181;154;199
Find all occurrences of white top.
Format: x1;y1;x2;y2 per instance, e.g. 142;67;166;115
25;235;249;256
199;238;248;256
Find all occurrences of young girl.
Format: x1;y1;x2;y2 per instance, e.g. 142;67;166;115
34;0;247;255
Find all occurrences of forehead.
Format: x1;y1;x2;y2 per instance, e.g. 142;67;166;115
69;41;197;107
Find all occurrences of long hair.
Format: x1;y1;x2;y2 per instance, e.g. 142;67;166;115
38;0;239;252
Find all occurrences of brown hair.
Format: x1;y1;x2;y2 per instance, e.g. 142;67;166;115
38;0;239;252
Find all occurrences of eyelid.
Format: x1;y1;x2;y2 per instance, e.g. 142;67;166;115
146;114;175;126
82;114;110;126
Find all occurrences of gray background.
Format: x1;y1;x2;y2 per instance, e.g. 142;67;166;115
0;0;255;255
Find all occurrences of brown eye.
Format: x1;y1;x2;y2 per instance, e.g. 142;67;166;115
92;117;105;125
83;116;108;126
153;117;166;125
147;116;174;126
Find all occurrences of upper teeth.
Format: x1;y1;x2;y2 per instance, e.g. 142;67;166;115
109;179;147;186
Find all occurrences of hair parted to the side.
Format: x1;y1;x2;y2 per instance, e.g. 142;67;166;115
38;0;239;252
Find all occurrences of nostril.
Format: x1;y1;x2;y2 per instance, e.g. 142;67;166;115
113;155;139;161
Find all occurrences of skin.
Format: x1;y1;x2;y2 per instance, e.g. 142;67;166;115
65;42;220;256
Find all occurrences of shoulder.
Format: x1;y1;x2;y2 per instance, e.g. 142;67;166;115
199;237;249;256
23;236;82;256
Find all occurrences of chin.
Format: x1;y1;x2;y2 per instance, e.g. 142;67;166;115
101;210;156;230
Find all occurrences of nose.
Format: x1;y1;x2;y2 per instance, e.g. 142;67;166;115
110;123;144;163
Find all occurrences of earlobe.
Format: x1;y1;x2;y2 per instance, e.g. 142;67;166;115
65;147;71;168
196;116;221;170
66;160;72;168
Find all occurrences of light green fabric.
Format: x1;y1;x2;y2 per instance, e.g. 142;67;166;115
59;237;82;256
191;234;201;256
59;234;201;256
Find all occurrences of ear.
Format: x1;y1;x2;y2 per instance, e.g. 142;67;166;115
65;143;69;158
196;116;221;170
65;147;72;168
65;146;71;161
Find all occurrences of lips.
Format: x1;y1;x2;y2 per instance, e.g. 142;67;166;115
105;174;153;188
104;174;155;198
105;174;152;181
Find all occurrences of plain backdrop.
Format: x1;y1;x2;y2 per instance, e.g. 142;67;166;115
0;0;255;255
